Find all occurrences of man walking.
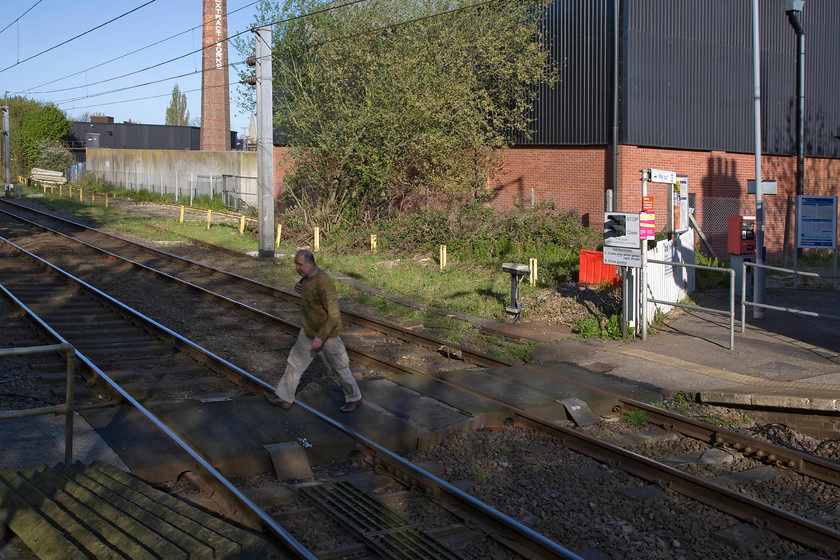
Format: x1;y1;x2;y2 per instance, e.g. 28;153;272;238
265;250;363;412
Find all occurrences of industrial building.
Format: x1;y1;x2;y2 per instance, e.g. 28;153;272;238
484;0;840;261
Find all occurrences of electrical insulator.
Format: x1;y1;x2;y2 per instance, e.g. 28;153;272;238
244;75;257;86
246;55;257;67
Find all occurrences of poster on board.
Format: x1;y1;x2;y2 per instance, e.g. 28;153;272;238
669;175;689;234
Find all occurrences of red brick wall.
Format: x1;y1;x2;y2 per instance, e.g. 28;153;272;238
200;0;231;151
272;143;839;262
488;144;840;262
486;146;609;228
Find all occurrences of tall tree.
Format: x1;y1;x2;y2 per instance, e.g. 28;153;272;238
165;84;190;126
236;0;555;230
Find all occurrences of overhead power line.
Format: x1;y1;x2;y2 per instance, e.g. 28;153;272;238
25;1;260;92
0;0;44;36
23;0;497;117
0;0;160;75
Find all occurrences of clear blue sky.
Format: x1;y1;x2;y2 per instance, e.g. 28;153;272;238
0;0;261;139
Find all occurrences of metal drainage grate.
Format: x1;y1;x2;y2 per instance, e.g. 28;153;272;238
300;481;464;560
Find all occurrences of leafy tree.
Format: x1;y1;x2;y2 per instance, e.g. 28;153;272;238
35;140;75;172
236;0;555;231
2;98;71;177
165;84;190;126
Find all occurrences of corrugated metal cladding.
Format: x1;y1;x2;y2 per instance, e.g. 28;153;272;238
69;123;229;153
524;0;840;158
517;0;614;145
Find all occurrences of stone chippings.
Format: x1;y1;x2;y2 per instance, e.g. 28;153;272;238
403;422;827;560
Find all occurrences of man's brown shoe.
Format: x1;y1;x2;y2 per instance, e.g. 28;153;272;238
264;393;293;409
340;399;362;413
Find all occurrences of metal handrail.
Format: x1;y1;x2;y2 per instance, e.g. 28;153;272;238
646;258;735;350
0;343;76;464
741;262;840;333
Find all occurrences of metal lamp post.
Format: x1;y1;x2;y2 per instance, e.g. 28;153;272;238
785;0;805;199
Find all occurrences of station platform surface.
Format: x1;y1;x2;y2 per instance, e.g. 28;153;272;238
522;287;840;413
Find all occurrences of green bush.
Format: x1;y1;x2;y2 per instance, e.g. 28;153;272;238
695;252;730;291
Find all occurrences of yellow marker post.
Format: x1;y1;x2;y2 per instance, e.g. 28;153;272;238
59;186;63;197
105;194;108;208
370;234;377;253
239;215;245;235
530;258;538;286
206;209;212;230
179;206;185;224
275;224;282;245
92;191;95;203
314;227;320;252
68;186;72;198
79;189;83;202
440;245;447;270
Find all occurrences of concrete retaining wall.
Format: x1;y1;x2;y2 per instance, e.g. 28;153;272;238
85;149;258;209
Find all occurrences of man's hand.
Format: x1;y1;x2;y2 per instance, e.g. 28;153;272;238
311;336;323;350
294;280;303;294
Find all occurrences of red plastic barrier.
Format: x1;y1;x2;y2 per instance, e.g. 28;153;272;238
578;250;619;285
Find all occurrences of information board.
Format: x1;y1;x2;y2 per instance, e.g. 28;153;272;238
796;196;837;249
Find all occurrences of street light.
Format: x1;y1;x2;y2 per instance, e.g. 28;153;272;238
785;0;805;199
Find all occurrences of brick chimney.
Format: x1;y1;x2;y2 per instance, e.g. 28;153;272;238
200;0;231;151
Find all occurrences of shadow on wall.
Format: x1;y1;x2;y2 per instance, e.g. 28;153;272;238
487;175;524;206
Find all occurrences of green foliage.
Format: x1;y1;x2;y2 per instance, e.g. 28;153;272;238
695;252;730;291
674;391;689;404
362;200;600;288
698;416;737;428
572;313;623;339
4;97;71;177
622;409;650;426
165;84;190;126
34;140;75;172
239;0;555;230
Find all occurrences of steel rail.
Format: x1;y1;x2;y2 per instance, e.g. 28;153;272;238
0;206;477;381
0;234;582;560
0;200;513;369
509;362;840;489
0;237;270;399
513;411;840;557
617;398;840;487
0;237;317;559
390;363;840;556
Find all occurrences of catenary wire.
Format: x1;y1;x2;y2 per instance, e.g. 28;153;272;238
0;0;160;75
24;1;261;92
0;0;44;37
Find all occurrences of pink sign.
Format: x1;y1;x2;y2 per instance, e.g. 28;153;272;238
639;211;656;240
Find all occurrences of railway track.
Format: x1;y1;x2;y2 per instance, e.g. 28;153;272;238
0;199;512;376
0;231;579;558
3;196;840;558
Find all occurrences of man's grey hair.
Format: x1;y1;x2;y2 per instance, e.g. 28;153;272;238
296;249;316;265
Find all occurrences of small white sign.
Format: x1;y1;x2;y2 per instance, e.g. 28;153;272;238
604;246;642;268
747;180;777;195
649;168;676;184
